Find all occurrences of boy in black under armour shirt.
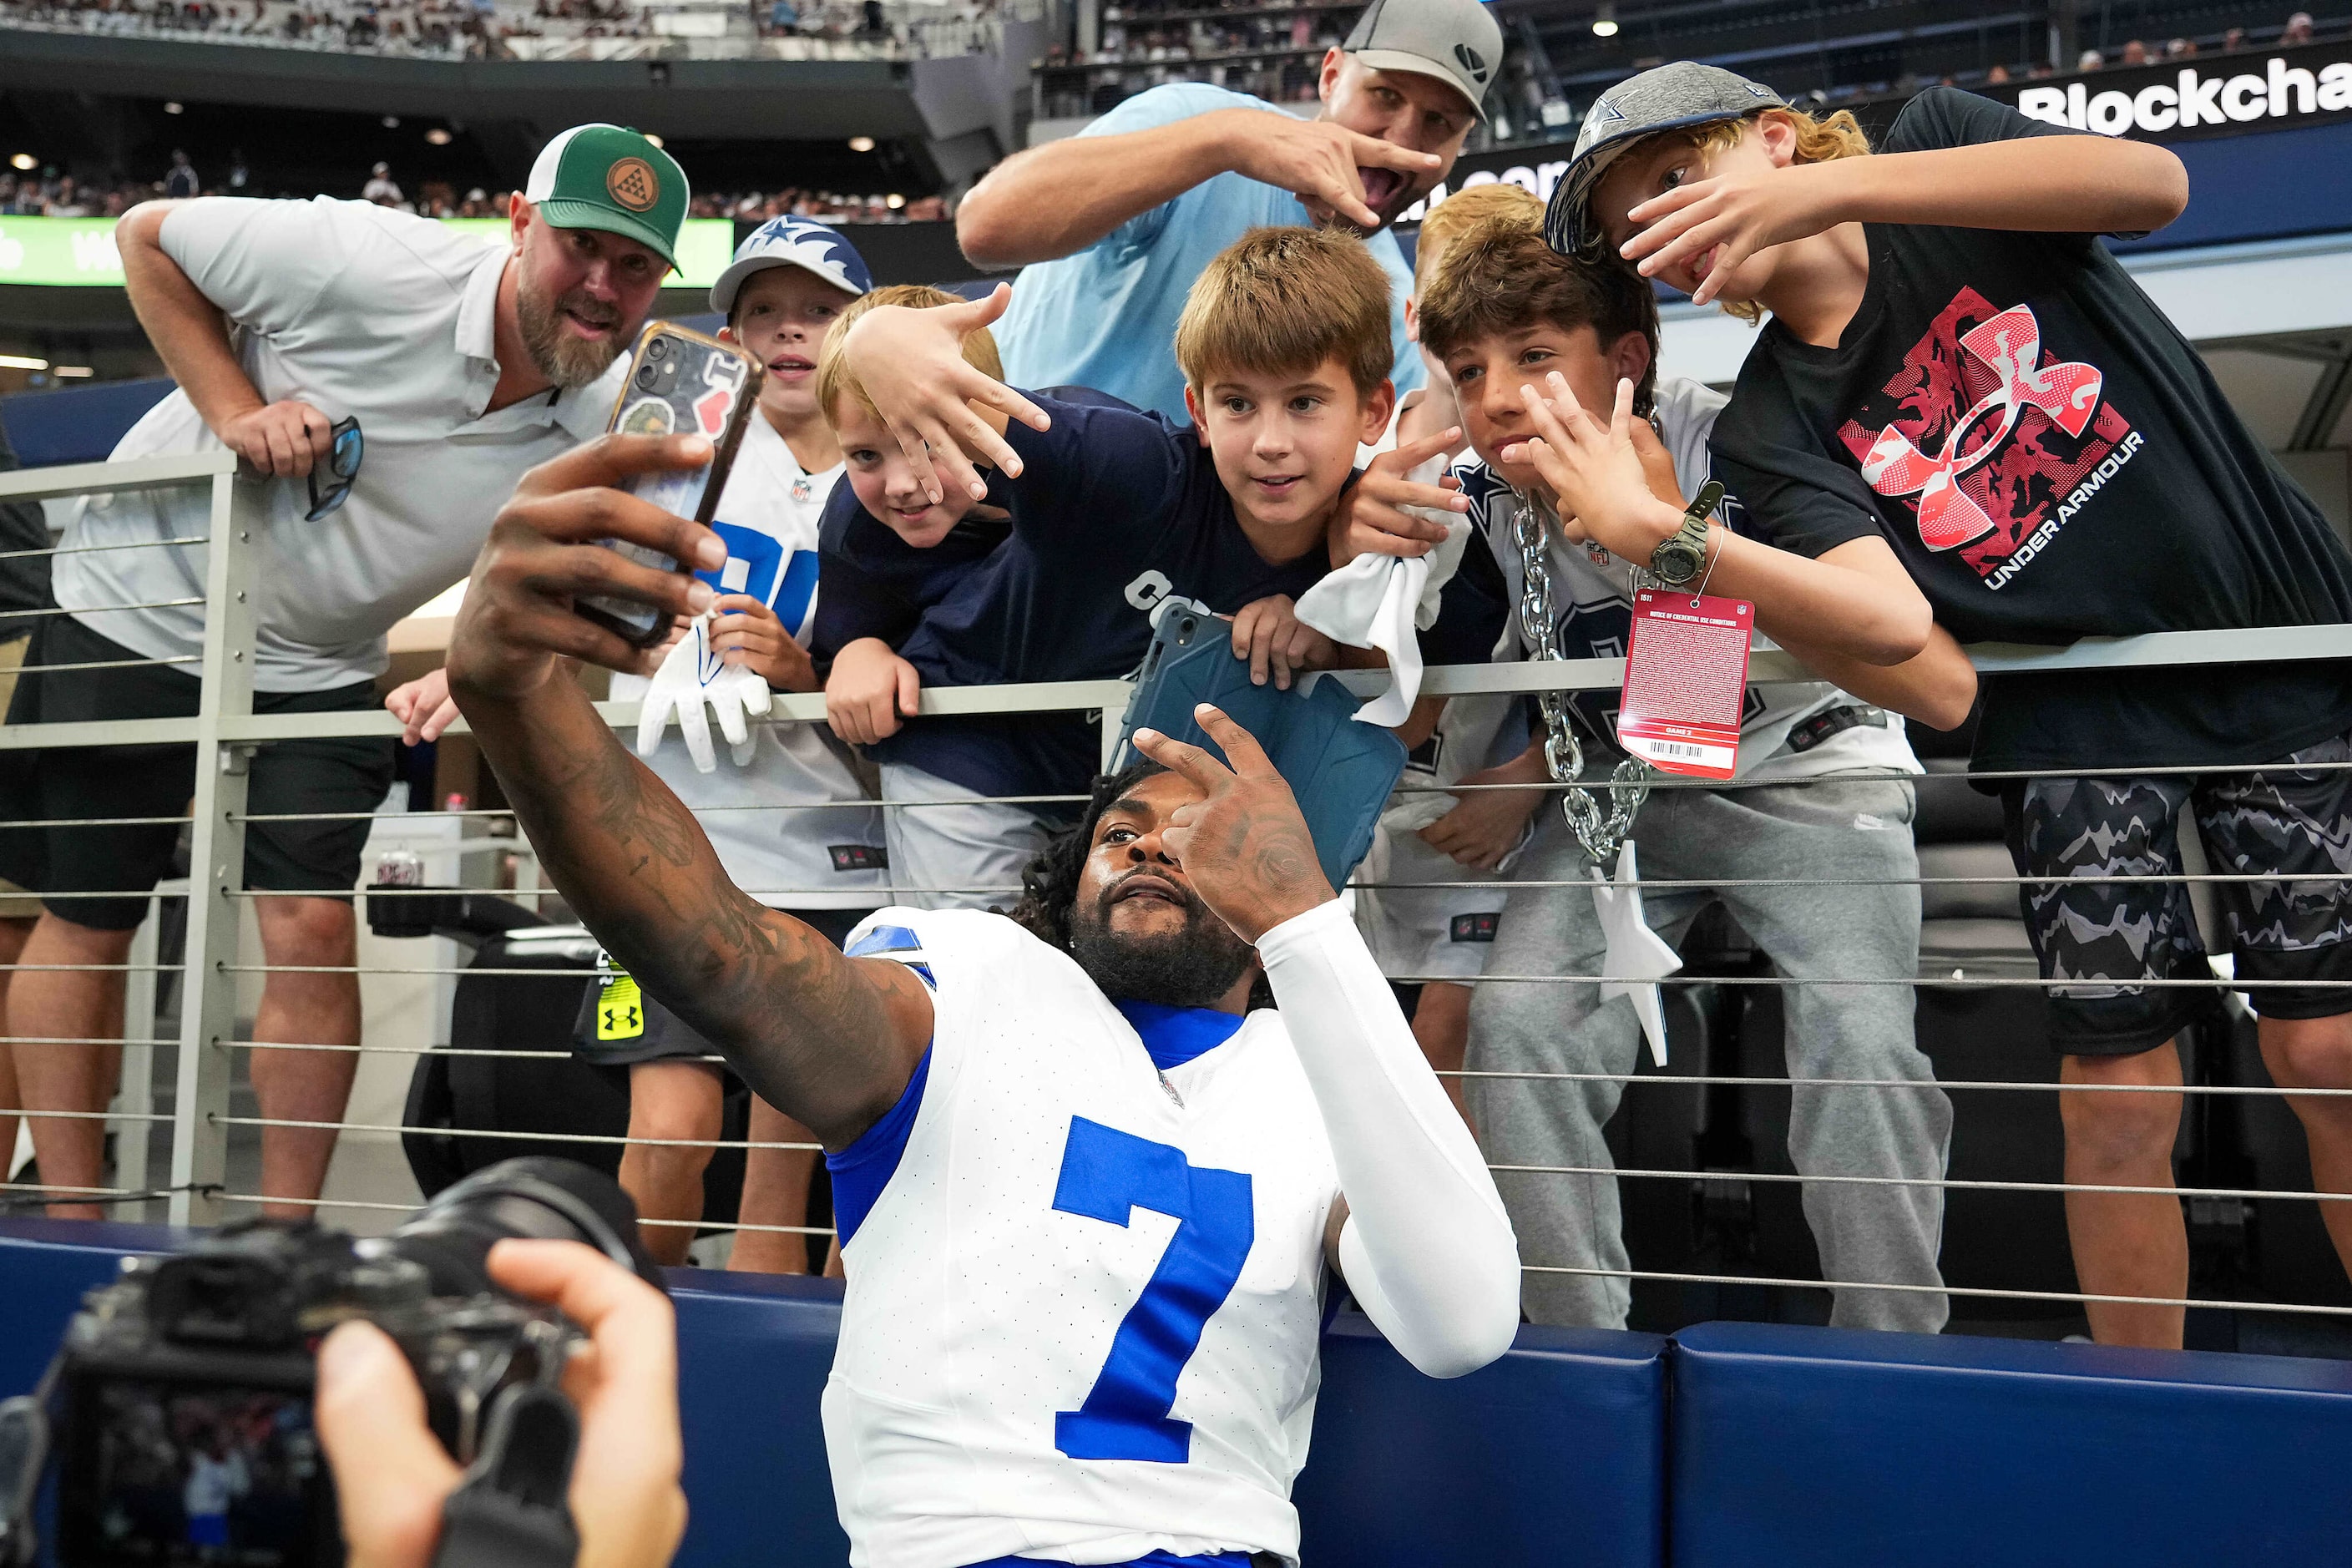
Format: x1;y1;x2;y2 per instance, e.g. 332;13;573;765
1530;63;2352;1350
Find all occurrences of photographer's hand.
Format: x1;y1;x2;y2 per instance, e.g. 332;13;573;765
316;1239;687;1568
315;1321;459;1568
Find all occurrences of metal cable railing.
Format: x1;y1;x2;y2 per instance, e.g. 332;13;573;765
2;453;2350;1328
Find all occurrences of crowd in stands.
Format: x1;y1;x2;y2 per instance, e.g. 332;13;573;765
0;158;950;223
0;0;1020;58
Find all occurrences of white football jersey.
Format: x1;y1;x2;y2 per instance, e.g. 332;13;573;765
823;908;1342;1568
611;414;887;908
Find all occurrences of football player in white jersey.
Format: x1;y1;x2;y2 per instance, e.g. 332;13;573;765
446;433;1522;1568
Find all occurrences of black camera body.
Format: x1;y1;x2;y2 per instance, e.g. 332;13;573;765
17;1158;662;1568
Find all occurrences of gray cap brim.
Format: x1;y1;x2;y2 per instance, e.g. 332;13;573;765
1545;63;1786;258
1350;48;1488;120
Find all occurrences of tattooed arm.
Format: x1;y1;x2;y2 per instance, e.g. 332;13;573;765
446;435;933;1149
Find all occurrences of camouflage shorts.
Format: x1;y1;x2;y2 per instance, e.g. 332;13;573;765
2002;730;2352;1054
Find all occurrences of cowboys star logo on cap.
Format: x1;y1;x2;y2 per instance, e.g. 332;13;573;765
710;215;876;315
606;156;661;212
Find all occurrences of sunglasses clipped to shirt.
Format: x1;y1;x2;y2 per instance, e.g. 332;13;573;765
305;416;364;521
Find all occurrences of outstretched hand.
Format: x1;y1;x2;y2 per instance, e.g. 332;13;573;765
1130;703;1334;943
837;285;1051;505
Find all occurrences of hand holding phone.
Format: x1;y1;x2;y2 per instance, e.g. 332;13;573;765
575;323;765;648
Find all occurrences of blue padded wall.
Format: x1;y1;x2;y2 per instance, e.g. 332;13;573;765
0;1225;1667;1568
665;1276;1671;1568
666;1270;855;1568
1671;1320;2352;1568
0;1219;175;1395
1293;1316;1667;1568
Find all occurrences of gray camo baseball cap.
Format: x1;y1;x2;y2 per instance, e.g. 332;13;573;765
1342;0;1504;119
1544;61;1787;257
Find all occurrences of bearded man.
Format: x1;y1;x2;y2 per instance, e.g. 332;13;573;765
445;433;1521;1568
0;125;684;1217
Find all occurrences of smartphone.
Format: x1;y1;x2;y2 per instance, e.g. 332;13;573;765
577;321;766;648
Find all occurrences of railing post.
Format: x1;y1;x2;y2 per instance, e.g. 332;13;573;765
168;473;259;1228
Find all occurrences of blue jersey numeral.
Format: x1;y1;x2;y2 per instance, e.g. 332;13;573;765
1050;1116;1255;1464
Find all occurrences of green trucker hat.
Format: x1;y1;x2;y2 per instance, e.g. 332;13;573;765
524;124;690;270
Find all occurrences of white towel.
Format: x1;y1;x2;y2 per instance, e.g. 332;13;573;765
1295;453;1467;727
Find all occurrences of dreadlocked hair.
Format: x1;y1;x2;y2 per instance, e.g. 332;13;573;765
1007;760;1167;950
1005;757;1277;1011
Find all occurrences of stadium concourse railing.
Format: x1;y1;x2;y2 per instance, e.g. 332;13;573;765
8;454;2352;1328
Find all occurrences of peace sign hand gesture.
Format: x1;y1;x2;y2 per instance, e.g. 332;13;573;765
1130;704;1335;944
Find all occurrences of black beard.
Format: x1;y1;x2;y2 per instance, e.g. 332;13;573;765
1067;884;1255;1009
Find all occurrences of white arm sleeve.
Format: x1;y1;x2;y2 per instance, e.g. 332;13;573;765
1256;898;1520;1378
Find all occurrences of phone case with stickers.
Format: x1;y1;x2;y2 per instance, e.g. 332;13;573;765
1114;599;1408;889
578;321;766;648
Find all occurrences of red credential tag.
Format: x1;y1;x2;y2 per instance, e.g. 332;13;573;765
1616;589;1753;780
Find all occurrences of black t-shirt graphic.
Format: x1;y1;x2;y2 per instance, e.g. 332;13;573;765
1709;85;2352;773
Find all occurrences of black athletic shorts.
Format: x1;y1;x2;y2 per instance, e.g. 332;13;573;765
0;613;396;931
573;906;875;1068
2002;727;2352;1055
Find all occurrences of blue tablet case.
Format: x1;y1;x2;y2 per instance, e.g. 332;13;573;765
1113;599;1408;888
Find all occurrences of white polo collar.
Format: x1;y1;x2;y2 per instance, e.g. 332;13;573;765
455;241;511;367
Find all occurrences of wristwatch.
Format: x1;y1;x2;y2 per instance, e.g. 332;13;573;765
1648;479;1724;588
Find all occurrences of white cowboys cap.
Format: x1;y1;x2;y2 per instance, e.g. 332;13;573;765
710;216;876;314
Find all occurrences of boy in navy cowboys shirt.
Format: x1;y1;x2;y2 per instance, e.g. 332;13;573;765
1547;63;2352;1348
822;227;1505;910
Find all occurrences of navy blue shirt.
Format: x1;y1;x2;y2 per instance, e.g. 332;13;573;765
818;387;1508;799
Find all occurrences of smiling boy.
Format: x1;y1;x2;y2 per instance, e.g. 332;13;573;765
822;227;1409;913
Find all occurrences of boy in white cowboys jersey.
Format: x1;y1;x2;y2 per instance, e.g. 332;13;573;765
447;434;1523;1568
390;218;889;1271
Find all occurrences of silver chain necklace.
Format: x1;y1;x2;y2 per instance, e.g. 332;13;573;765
1511;493;1651;867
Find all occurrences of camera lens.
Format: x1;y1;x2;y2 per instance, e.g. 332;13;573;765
385;1157;665;1298
645;337;668;360
635;365;658;390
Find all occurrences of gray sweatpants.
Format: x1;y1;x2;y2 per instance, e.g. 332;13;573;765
1466;776;1951;1333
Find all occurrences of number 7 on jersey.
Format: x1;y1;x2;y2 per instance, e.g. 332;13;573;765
1051;1117;1256;1464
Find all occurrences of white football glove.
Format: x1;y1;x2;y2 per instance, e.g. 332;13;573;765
635;615;773;772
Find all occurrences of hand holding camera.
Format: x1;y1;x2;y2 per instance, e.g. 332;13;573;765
5;1158;680;1568
316;1239;685;1568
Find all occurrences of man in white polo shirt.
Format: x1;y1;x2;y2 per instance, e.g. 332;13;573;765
0;124;685;1218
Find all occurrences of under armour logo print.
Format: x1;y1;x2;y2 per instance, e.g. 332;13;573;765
1856;304;2103;551
1838;288;2137;586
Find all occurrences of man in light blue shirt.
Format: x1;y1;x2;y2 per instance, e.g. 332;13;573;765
959;0;1501;421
